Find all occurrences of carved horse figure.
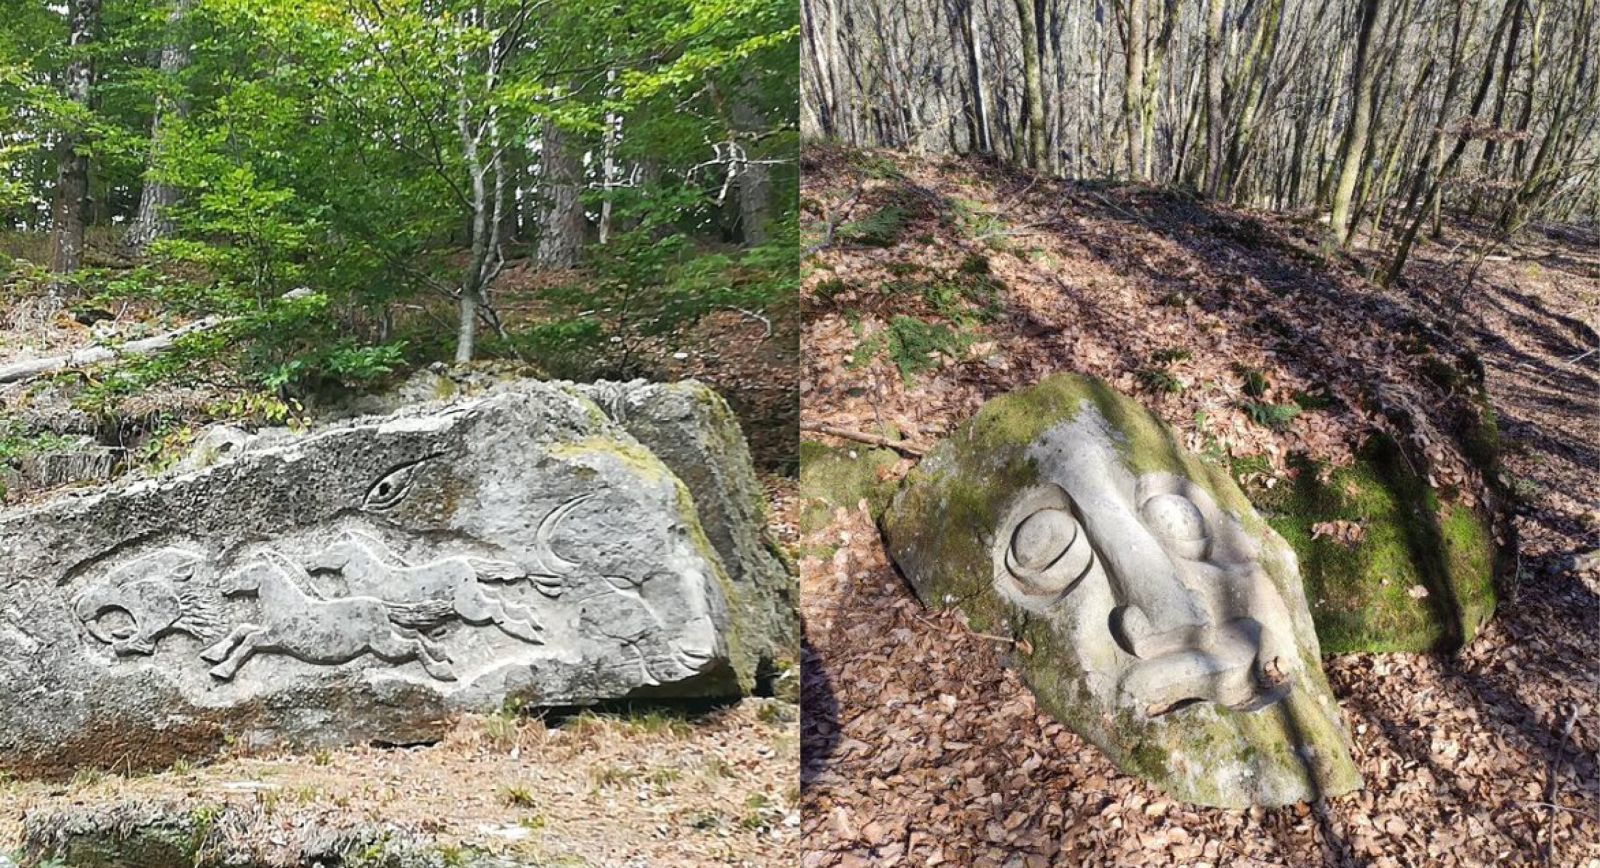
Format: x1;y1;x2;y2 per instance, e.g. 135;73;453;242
200;551;455;681
306;534;547;643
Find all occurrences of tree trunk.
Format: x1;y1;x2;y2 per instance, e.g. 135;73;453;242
537;121;585;269
1013;0;1047;170
1202;0;1226;196
48;0;101;276
958;0;992;154
734;75;773;245
1327;0;1380;249
127;0;193;253
1119;0;1149;180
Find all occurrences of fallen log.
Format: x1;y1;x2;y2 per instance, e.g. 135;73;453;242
0;315;225;386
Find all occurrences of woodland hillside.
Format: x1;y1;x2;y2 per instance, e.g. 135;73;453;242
0;0;801;490
798;146;1598;866
802;0;1599;283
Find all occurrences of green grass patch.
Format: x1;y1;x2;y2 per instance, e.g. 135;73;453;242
837;206;908;247
1243;400;1302;430
850;315;973;381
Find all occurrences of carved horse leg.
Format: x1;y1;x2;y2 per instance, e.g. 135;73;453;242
368;629;457;681
200;624;259;664
208;626;268;680
453;583;544;643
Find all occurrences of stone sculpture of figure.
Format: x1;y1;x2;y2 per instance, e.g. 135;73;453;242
201;550;456;681
74;548;222;656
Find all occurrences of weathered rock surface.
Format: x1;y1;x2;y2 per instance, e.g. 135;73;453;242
0;380;791;775
578;380;798;678
882;374;1362;807
20;801;527;868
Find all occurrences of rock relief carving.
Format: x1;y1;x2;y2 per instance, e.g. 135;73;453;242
74;548;223;656
305;532;549;643
71;489;698;683
200;550;457;681
997;475;1293;717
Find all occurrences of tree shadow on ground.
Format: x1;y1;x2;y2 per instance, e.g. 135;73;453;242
800;625;841;791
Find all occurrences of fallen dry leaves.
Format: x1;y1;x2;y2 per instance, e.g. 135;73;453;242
800;147;1599;867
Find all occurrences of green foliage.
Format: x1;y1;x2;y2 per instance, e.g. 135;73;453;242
1243;400;1303;430
1238;366;1271;398
516;216;797;379
2;0;799;392
1136;367;1184;394
0;424;80;464
851;315;972;382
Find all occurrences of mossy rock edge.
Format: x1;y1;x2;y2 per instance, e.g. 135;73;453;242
881;373;1363;808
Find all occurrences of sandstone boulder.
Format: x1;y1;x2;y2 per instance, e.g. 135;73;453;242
882;374;1362;807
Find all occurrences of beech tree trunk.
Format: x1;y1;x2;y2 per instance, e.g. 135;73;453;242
1013;0;1047;170
1202;0;1226;196
1327;0;1380;249
48;0;101;276
537;121;585;269
127;0;193;253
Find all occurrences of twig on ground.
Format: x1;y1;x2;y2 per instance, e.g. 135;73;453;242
799;421;927;456
726;307;774;339
1540;706;1579;865
913;612;1016;646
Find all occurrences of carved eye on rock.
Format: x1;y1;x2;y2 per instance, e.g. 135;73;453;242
1140;493;1209;559
1005;508;1095;596
364;460;428;511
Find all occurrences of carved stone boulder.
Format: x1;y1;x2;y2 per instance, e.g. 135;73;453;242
882;374;1362;807
0;380;792;776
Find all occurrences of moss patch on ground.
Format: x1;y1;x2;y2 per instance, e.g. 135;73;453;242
797;441;901;559
1255;436;1497;654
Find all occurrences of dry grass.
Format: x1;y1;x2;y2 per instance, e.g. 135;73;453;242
0;699;799;867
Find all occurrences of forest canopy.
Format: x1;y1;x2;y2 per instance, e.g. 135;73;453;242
0;0;798;411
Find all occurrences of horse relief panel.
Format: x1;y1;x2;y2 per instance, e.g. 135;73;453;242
0;381;787;775
70;493;713;689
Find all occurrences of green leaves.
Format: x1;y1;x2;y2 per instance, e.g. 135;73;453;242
5;0;797;391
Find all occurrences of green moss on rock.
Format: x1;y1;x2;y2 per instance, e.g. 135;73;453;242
797;441;902;534
1257;437;1497;654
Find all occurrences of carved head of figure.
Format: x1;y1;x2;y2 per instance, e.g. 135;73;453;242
995;473;1295;717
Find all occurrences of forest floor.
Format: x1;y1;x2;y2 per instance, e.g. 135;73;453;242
798;146;1598;867
0;699;799;866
